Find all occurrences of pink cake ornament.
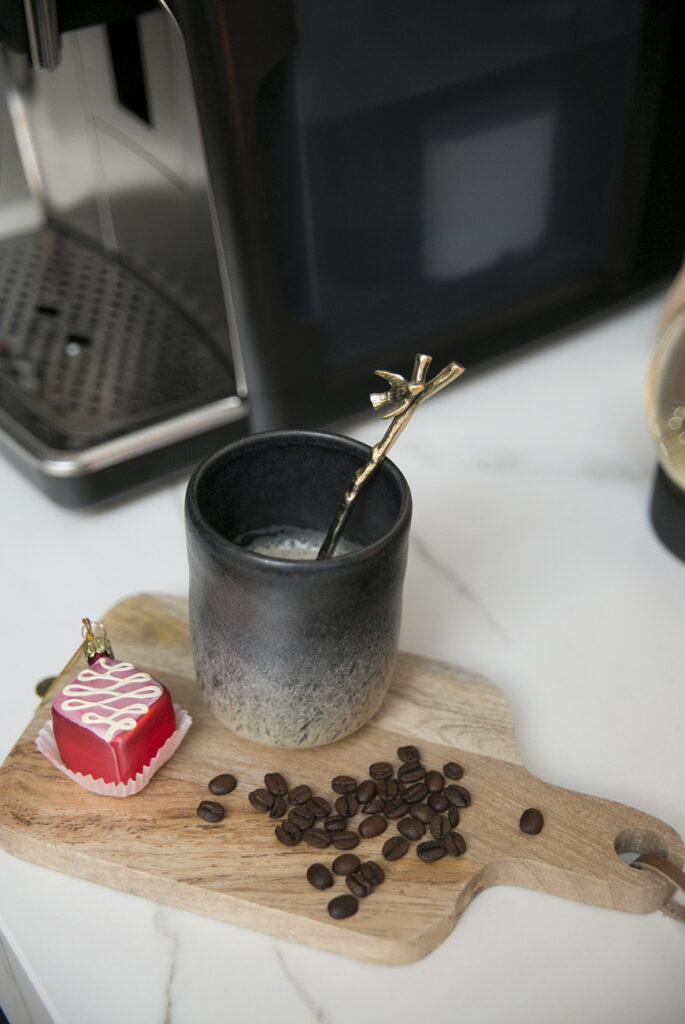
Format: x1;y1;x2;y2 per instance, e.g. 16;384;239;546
36;618;191;796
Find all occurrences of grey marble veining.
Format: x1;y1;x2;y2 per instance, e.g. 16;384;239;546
0;929;56;1024
411;531;512;642
274;945;328;1024
152;906;180;1024
475;451;643;482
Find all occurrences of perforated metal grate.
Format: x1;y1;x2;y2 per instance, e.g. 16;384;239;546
0;227;236;451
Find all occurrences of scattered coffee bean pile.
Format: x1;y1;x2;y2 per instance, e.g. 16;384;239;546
248;744;470;873
196;756;546;923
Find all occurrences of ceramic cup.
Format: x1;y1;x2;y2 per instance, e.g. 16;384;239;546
185;430;412;747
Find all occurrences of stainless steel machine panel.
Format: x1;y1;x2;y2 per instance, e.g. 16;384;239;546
0;7;247;504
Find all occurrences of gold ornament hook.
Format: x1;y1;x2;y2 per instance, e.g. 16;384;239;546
80;618;113;661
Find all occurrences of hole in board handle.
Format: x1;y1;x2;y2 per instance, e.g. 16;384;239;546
614;828;668;866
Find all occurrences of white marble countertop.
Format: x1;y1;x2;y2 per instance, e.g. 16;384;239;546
1;293;684;1024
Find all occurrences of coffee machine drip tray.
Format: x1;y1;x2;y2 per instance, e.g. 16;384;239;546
0;226;247;506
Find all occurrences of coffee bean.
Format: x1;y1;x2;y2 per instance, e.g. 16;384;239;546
402;782;428;803
346;871;373;898
196;800;224;822
425;770;444;793
398;816;425;841
332;853;361;876
448;804;460;828
288;807;314;831
356;779;376;804
303;827;331;849
429;814;450;839
444;784;471;807
369;762;393;780
444;761;464;780
249;788;274;812
443;831;467;857
361;796;386;815
275;821;301;846
382;835;409;861
264;772;287;796
358;814;387;839
331;775;357;794
360;861;385;886
335;794;358;817
208;773;236;795
376;778;399;802
519;808;544;835
288;784;312;805
397;744;421;764
427;792;449;813
332;830;360;850
323;815;348;833
409;802;434;825
417;840;447;862
305;796;330;820
269;796;287;819
307;863;333;890
385;797;409;820
398;763;426;784
328;894;358;919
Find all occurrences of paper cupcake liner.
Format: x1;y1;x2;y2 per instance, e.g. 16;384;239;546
35;705;192;798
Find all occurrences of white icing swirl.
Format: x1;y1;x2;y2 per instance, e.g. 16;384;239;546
60;661;163;742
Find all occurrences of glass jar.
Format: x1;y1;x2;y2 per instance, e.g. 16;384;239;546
646;270;685;560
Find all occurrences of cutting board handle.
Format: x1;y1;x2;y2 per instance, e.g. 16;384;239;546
468;765;685;917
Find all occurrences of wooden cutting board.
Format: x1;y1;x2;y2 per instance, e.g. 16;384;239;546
0;593;682;965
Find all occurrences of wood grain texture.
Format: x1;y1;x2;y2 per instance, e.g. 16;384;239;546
0;593;682;965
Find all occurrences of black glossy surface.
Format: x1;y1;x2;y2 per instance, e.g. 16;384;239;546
649;465;685;562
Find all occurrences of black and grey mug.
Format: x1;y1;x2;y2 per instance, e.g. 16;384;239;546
185;430;412;747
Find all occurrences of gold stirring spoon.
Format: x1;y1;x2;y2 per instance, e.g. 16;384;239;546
317;354;464;559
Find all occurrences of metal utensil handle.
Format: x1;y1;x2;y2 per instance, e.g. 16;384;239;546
317;356;464;559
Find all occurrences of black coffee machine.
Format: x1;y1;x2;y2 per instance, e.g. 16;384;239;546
0;1;682;506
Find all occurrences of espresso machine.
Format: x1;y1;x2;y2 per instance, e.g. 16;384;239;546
0;1;681;506
0;1;251;506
